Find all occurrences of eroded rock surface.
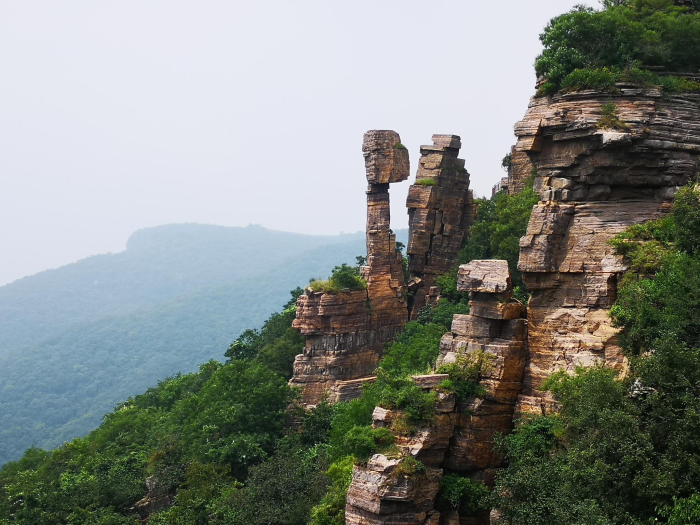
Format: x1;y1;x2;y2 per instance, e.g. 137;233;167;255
291;131;472;407
290;130;410;406
345;262;527;525
511;86;700;415
407;135;474;317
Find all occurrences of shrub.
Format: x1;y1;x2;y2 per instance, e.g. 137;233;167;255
664;495;700;525
561;67;621;92
394;142;407;150
597;101;631;130
438;473;489;515
210;447;329;525
309;457;355;525
309;264;366;294
327;383;383;460
380;321;446;378
415;178;437;186
301;401;337;446
610;184;700;353
378;375;437;425
342;426;395;462
501;153;512;172
416;299;469;330
394;456;426;477
557;66;700;95
436;353;484;402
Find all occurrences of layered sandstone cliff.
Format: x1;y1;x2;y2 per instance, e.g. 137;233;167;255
342;85;700;524
511;86;700;415
290;133;473;406
291;84;700;523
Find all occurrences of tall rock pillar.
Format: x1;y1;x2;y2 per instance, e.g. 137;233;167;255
363;130;411;329
406;135;474;317
290;131;410;406
344;260;527;525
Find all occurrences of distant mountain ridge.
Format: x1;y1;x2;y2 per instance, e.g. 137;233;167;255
0;224;407;465
0;224;365;355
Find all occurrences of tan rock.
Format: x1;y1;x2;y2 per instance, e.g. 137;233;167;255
345;457;442;525
511;87;700;416
291;132;411;406
457;260;512;294
469;297;525;320
363;130;410;184
407;135;473;318
451;314;501;340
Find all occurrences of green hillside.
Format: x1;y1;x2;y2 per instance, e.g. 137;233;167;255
0;183;538;525
0;225;409;466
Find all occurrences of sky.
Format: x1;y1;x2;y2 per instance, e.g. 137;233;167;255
0;0;597;287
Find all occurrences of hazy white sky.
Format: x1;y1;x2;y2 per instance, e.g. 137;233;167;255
0;0;596;286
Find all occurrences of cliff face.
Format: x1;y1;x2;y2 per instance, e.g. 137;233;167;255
341;86;700;524
291;86;700;523
512;87;700;415
290;132;473;407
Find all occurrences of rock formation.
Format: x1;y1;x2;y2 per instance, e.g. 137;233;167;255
290;132;473;407
341;83;700;524
511;86;700;415
407;135;474;317
345;261;527;525
290;130;410;406
364;131;412;331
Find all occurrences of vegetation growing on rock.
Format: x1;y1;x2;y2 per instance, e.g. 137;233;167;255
436;178;539;301
308;264;367;294
492;184;700;524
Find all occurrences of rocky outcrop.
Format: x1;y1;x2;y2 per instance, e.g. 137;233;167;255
291;132;473;407
364;132;411;331
511;86;700;415
345;261;527;525
407;135;474;317
439;261;527;480
336;83;700;524
290;130;409;406
130;476;172;520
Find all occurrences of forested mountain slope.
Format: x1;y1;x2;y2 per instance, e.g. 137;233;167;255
0;224;366;355
0;224;407;466
0;177;539;525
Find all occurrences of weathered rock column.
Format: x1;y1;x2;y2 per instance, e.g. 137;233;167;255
439;261;527;487
363;130;410;330
510;86;700;416
345;261;527;525
289;131;410;406
406;135;474;318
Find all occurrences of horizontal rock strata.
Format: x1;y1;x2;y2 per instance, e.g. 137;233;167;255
291;131;474;407
345;261;527;525
439;261;527;478
512;86;700;416
407;135;474;318
290;131;410;406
